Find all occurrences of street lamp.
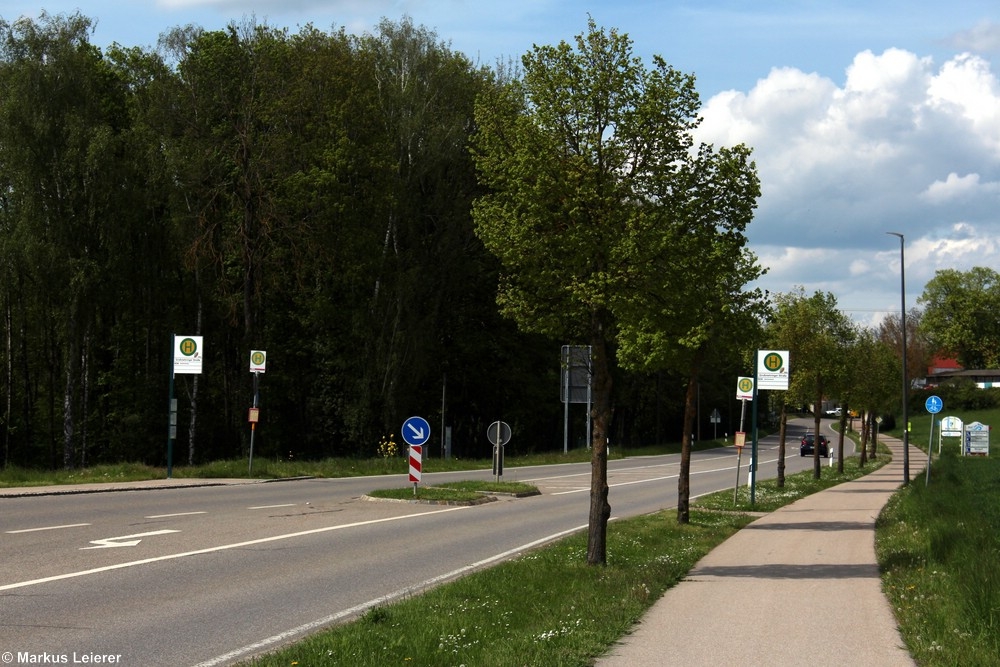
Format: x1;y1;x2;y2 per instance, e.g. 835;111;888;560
887;232;909;485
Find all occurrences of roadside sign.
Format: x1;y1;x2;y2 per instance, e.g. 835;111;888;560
248;407;260;423
734;432;746;449
940;415;963;437
402;416;431;446
756;350;789;390
487;421;512;447
965;421;990;456
736;376;754;400
249;350;267;373
173;335;203;375
925;395;943;414
409;445;423;483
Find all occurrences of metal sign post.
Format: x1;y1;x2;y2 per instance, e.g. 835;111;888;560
488;421;512;482
168;334;203;478
561;346;591;453
247;350;266;475
402;416;431;495
924;395;942;486
752;351;790;505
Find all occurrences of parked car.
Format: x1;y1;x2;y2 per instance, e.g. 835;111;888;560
800;432;830;457
824;407;842;417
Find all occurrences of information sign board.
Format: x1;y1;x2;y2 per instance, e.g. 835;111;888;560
756;350;789;390
173;335;203;375
736;377;754;401
965;421;990;456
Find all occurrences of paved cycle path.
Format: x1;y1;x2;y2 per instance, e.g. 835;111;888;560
597;437;917;667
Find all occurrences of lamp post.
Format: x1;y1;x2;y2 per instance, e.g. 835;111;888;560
887;232;909;485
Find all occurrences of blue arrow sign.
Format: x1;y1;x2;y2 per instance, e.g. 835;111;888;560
925;395;943;414
401;416;431;446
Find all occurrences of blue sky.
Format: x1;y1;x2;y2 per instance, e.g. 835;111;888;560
6;1;1000;325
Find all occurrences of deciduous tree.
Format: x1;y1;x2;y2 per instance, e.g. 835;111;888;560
471;19;761;560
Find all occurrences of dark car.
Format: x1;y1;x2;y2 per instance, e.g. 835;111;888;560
800;432;830;457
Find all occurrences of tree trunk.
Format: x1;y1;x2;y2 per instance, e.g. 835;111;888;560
813;387;823;479
188;289;202;466
836;404;847;473
676;372;699;524
62;314;78;470
777;403;787;487
859;410;869;468
586;329;612;566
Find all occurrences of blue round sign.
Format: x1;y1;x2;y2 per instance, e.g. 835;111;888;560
925;395;943;414
401;416;431;446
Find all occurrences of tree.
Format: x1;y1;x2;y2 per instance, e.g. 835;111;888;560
471;19;761;562
848;327;899;466
0;11;135;468
769;289;854;479
919;267;1000;369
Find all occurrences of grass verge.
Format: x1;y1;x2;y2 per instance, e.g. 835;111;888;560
367;481;538;504
875;450;1000;666
240;451;888;666
0;438;741;488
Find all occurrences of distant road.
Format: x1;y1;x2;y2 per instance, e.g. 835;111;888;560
0;418;845;666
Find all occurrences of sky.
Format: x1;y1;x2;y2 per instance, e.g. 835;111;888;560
6;1;1000;328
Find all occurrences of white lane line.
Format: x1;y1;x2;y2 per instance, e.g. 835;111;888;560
191;522;589;667
146;511;207;519
6;523;91;534
0;505;470;592
548;454;791;496
248;504;296;510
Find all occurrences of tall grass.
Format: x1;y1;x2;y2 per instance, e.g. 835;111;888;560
876;451;1000;665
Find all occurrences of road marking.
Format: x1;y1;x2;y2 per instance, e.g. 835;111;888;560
81;529;181;550
1;505;470;592
6;523;91;534
146;511;207;519
191;521;590;667
248;504;296;510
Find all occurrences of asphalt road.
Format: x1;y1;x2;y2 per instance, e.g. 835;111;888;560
0;419;844;667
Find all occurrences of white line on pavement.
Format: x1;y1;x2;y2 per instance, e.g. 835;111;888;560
6;523;91;534
0;505;470;592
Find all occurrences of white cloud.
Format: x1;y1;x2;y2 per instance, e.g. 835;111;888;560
696;47;1000;319
921;173;1000;203
945;20;1000;53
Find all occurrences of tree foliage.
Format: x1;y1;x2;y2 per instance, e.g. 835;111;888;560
471;19;761;559
919;267;1000;369
768;288;854;478
0;12;758;490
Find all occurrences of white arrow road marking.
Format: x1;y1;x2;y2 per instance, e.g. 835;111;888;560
3;507;468;592
81;529;179;550
406;423;426;441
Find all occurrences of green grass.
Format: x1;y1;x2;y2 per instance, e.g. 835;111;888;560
875;450;1000;666
239;449;888;666
366;481;536;504
882;406;1000;458
244;508;754;667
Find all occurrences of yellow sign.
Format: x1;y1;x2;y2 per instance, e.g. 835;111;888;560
173;335;203;375
756;350;789;391
736;376;754;400
249;349;267;373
